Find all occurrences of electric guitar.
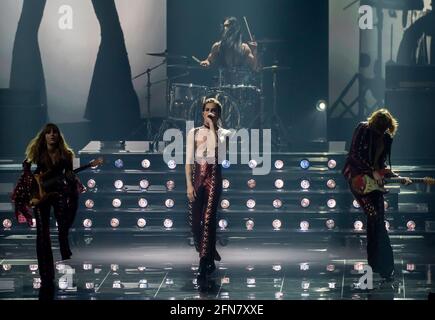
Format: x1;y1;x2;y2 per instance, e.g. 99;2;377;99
30;158;103;206
351;168;435;196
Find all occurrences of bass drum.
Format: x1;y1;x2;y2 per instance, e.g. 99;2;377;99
188;90;241;129
169;83;208;119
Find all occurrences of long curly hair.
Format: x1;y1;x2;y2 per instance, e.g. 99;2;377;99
367;108;399;137
25;123;74;167
220;17;244;66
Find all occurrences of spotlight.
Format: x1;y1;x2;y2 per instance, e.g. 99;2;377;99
29;264;38;272
246;219;255;231
326;219;335;230
327;199;337;209
164;219;173;228
300;221;310;231
166;180;175;191
327;159;337;169
114;159;124;169
139;279;148;289
352;200;360;209
300;179;310;190
110;218;120;228
248;159;258;169
167;160;177;169
246;278;256;285
301;281;310;290
272;219;282;230
328;282;336;289
273;199;283;209
59;278;68;290
274;160;284;170
87;179;96;189
406;264;415;272
2;264;11;271
165;199;175;208
85;283;95;290
31;219;36;228
83;263;92;270
139;179;150;189
300;159;310;170
138;198;148;208
300;198;310;208
316;100;327;112
141;159;151;169
137;218;147;228
272;265;282;271
112;198;122;208
326;179;336;189
274;179;284;189
246;199;256;209
114;180;124;189
2;219;12;229
407;220;416;231
222;160;231;169
354;262;364;271
113;280;122;289
111;264;119;272
326;264;335;272
384;201;389;210
85;199;94;209
354;220;364;231
221;199;230;209
385;220;390;231
275;292;284;299
83;219;92;228
222;179;230;189
300;263;310;271
33;279;41;289
247;179;256;189
219;219;228;230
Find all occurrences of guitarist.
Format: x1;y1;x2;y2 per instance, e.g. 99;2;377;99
343;109;412;283
12;123;83;295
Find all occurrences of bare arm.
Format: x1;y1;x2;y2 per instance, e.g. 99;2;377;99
201;42;220;67
185;129;196;201
243;43;258;71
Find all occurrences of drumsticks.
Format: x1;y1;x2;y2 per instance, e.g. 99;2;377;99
243;16;254;42
192;56;201;64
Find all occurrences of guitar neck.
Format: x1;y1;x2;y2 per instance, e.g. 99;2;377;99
73;162;94;174
388;178;425;183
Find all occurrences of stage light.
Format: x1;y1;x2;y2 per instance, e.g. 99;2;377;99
113;280;122;289
274;179;284;189
352;199;360;208
300;263;310;271
141;159;151;169
222;179;230;189
164;218;173;228
114;180;124;189
272;265;282;271
165;278;174;285
248;159;257;169
246;199;256;209
33;278;41;289
114;159;124;168
166;180;175;191
247;278;256;285
328;282;336;289
406;264;415;272
87;179;96;189
31;219;36;228
139;179;149;189
138;198;148;208
221;199;230;209
219;219;228;230
137;218;147;228
110;218;120;228
246;266;255;271
327;199;337;209
300;179;310;190
384;201;389;210
85;283;95;290
112;198;122;208
83;219;92;228
407;220;416;231
327;159;337;169
272;219;282;230
246;219;255;231
326;179;336;189
354;220;364;231
354;262;364;271
167;160;177;169
222;160;231;168
139;279;148;289
83;263;92;270
59;277;68;290
326;219;335;230
165;199;175;208
385;221;391;231
300;159;310;170
30;264;38;272
274;160;284;170
111;264;119;272
247;179;256;189
275;292;284;299
300;221;310;231
302;281;310;290
301;198;310;208
85;199;94;209
2;219;12;229
326;264;335;272
2;264;11;271
273;199;283;209
316;100;327;112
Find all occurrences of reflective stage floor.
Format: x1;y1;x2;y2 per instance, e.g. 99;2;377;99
1;233;434;300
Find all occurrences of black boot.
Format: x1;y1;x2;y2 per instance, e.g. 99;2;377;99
197;257;207;286
214;249;221;262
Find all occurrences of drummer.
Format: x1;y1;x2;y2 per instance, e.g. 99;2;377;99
200;17;259;73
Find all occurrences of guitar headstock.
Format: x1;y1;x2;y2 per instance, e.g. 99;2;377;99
424;177;435;186
90;157;104;168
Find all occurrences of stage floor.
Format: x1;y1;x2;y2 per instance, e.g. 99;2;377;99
1;234;434;300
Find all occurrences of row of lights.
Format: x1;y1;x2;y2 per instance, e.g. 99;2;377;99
87;178;339;191
110;159;337;170
83;198;389;210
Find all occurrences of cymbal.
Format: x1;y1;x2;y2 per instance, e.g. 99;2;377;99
167;64;204;70
256;38;288;44
261;65;291;71
147;51;188;59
